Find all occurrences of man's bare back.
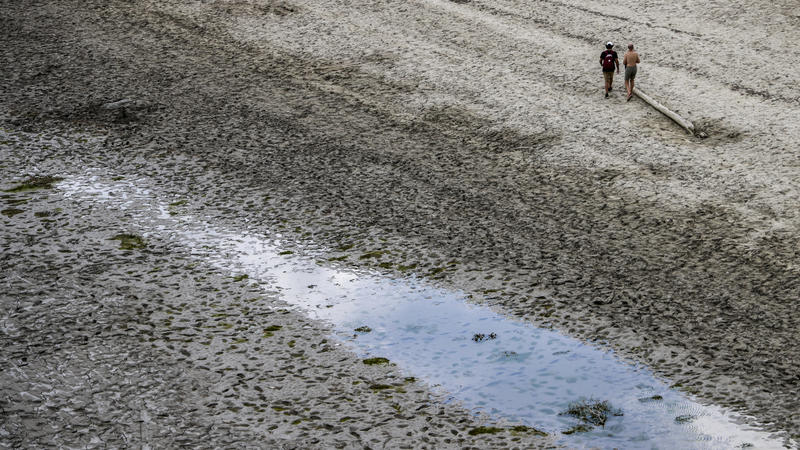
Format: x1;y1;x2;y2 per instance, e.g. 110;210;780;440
623;50;640;67
623;44;641;101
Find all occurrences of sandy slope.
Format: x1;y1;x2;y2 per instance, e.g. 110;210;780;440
2;0;799;445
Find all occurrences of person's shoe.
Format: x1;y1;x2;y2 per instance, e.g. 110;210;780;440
605;92;609;98
608;87;612;92
626;94;632;102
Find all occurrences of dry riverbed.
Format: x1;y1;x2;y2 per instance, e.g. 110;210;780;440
2;0;800;447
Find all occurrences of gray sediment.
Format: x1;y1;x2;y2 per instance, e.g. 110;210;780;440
0;152;553;448
3;0;800;447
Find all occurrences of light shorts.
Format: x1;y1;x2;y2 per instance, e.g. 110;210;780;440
625;65;637;81
603;71;614;83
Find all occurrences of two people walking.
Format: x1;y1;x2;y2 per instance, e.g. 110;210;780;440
600;42;640;101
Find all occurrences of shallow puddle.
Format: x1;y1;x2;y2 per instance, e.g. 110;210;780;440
60;174;790;449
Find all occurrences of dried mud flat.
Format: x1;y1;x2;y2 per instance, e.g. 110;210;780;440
2;0;800;448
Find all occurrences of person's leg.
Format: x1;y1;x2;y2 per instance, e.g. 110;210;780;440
625;67;636;100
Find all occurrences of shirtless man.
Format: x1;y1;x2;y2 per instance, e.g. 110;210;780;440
623;43;640;101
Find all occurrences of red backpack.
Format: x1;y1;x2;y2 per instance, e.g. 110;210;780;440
602;51;616;70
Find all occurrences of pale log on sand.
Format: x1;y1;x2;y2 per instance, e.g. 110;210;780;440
633;87;695;135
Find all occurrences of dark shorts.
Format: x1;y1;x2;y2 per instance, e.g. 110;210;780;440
625;66;637;81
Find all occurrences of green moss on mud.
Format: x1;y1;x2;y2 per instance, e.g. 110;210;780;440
110;233;146;250
263;325;282;337
4;198;28;206
510;425;547;436
359;250;387;259
560;399;622;427
4;175;63;192
562;424;592;435
468;426;504;436
428;267;446;276
362;357;390;365
1;208;24;217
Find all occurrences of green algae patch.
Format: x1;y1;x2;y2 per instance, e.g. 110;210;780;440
354;326;372;333
362;357;390;365
337;243;354;251
35;209;59;218
510;425;547;436
110;233;146;250
328;255;347;261
4;175;63;192
428;267;446;276
278;250;294;255
398;263;417;271
675;414;697;424
4;198;28;206
1;208;24;218
359;250;387;259
560;399;622;428
168;199;188;216
263;324;282;338
468;426;504;436
232;274;249;282
562;424;592;435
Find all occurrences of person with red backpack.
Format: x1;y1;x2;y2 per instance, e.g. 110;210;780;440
600;42;619;98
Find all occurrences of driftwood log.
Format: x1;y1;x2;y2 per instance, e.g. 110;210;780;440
633;87;695;135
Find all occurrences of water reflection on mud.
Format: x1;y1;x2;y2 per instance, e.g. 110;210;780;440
61;175;789;449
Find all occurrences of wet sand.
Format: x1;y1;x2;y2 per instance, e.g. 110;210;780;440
2;0;800;447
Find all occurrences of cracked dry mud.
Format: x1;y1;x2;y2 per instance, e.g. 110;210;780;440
2;0;800;448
